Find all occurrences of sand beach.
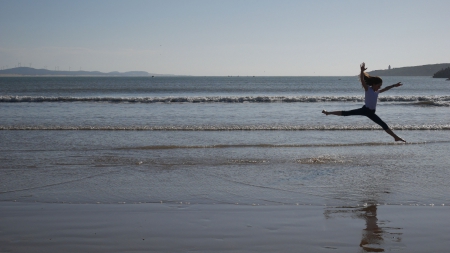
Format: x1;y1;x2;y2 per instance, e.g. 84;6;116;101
1;202;449;252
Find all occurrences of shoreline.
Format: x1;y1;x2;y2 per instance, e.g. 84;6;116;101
1;202;449;252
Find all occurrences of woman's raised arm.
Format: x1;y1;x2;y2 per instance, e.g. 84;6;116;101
359;62;369;91
379;82;403;93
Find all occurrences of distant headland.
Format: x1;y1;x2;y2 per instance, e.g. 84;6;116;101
0;67;173;77
368;63;450;77
2;64;450;77
432;67;450;79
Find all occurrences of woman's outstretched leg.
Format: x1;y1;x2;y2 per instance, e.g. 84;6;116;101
322;110;342;116
366;113;406;142
323;107;366;116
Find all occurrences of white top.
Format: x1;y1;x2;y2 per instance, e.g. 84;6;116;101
364;87;379;110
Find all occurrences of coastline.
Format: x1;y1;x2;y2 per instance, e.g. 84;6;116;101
1;202;449;253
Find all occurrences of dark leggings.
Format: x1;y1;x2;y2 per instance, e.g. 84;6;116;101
342;106;390;130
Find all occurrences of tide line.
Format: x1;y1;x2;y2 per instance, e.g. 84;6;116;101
120;141;448;150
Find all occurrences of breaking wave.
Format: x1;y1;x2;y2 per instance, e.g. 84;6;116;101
1;95;449;105
1;124;450;131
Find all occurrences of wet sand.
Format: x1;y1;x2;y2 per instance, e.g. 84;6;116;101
1;202;449;253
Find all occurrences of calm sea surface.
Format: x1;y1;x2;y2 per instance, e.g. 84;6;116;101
1;76;449;206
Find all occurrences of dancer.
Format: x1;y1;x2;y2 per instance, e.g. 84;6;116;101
322;62;406;142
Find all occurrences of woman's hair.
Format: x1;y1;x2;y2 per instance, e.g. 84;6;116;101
363;72;383;86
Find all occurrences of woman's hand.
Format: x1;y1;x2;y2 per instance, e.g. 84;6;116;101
360;62;367;72
393;82;403;87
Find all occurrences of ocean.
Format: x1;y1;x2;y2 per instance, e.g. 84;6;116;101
1;76;449;207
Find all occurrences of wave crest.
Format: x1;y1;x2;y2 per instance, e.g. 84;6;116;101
1;95;449;105
1;124;450;131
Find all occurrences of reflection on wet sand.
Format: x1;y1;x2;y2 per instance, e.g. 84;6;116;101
359;205;385;252
324;204;403;252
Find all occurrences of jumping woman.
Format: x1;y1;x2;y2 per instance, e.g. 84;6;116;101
322;62;406;142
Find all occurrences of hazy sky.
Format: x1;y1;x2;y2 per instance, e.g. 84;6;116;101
1;0;449;76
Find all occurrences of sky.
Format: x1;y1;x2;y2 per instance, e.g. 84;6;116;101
0;0;449;76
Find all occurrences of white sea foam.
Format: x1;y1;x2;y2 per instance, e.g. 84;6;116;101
1;124;449;131
1;95;449;105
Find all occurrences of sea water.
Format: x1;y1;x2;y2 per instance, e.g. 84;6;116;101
1;76;449;206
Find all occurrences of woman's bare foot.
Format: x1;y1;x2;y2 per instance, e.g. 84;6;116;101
395;136;406;142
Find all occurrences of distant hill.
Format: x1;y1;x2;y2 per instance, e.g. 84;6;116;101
0;67;169;76
432;67;450;78
368;63;450;76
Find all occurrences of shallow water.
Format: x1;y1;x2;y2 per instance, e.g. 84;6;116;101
1;130;449;206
